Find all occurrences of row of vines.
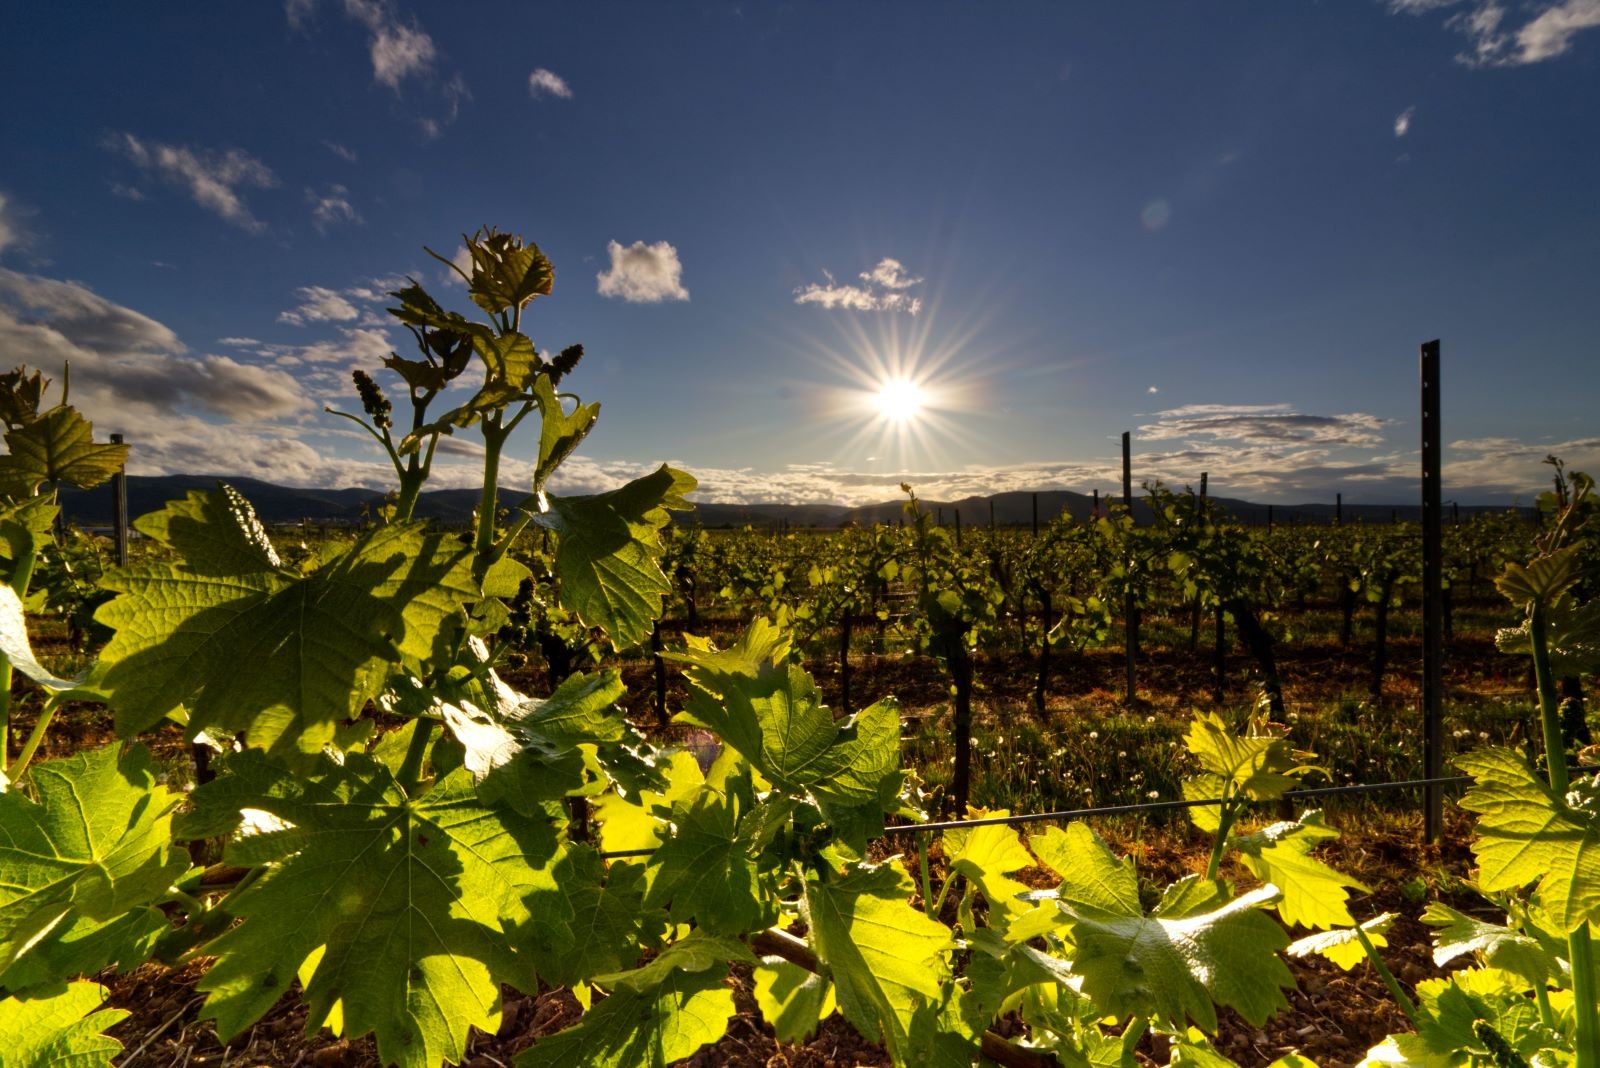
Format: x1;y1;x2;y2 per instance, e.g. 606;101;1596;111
1;229;1597;1067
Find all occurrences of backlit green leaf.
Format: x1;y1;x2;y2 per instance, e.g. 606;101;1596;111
95;488;474;754
0;745;186;979
1456;748;1600;933
802;862;953;1063
0;981;128;1067
534;465;695;649
1233;811;1367;929
187;751;566;1068
0;406;127;495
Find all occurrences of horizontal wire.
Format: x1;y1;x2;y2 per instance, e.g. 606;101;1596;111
594;763;1595;859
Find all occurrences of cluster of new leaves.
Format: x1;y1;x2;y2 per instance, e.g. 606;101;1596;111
0;367;128;501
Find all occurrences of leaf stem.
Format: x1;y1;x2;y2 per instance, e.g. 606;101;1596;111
8;697;57;781
475;414;506;584
397;718;435;796
1354;924;1421;1029
1204;790;1238;881
1532;602;1600;1067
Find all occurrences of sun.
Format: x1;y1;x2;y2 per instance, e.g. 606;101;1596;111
875;378;926;424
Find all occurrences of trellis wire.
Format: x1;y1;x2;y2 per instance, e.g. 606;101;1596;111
595;766;1594;860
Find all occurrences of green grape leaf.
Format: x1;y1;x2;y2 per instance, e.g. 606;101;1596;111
594;749;705;855
591;930;753;993
1420;902;1552;986
1408;969;1555;1062
0;582;82;690
673;620;901;826
521;848;657;989
132;482;281;576
802;862;954;1062
95;488;475;754
1039;822;1293;1032
1184;711;1304;811
1028;823;1142;915
476;331;538;388
0;745;187;977
1496;597;1600;676
440;669;628;814
1232;811;1367;929
187;751;566;1068
641;779;767;935
395;380;524;455
464;233;553;316
0;406;128;495
1286;914;1394;971
1456;748;1600;933
943;816;1035;923
0;981;129;1067
533;465;695;649
752;957;836;1044
1495;546;1583;607
514;967;734;1068
0;906;168;994
533;377;598;492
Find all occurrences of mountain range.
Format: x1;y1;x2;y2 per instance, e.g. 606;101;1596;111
58;475;1528;531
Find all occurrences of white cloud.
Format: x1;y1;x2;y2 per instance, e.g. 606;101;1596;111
322;140;358;162
105;133;277;232
1147;386;1159;394
861;257;920;290
109;182;145;201
1445;435;1600;496
1390;0;1600;65
306;185;363;232
0;268;307;426
795;257;925;315
268;326;394;366
278;285;362;325
0;192;21;255
1514;0;1600;61
440;244;473;286
528;67;573;99
336;0;437;89
595;240;690;303
1386;0;1461;11
1394;105;1416;137
289;1;465;135
1139;403;1389;448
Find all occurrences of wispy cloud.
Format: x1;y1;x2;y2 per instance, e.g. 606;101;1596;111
1389;0;1600;66
0;192;24;255
595;240;690;303
266;326;394;367
322;140;358;162
1138;403;1389;448
794;257;924;314
278;285;363;325
1394;105;1416;137
306;185;363;232
528;67;573;99
1446;435;1600;496
104;133;277;232
289;0;467;134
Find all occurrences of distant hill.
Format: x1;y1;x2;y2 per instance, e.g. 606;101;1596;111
57;474;1527;531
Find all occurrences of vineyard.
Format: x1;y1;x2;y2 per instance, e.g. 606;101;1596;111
3;230;1599;1068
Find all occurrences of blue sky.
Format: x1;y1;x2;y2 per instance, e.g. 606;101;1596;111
1;1;1596;505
